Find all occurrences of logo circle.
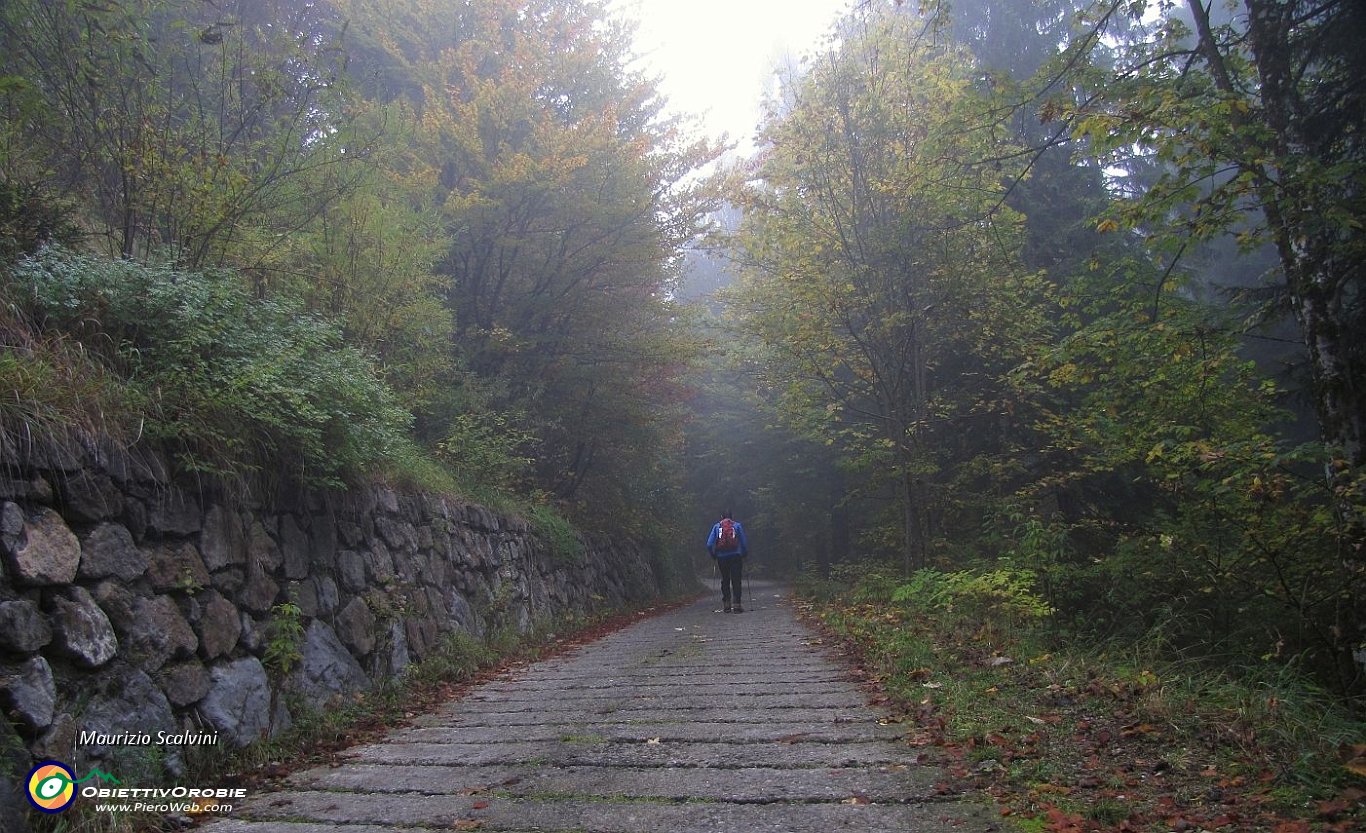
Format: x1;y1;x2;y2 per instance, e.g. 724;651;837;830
26;761;76;813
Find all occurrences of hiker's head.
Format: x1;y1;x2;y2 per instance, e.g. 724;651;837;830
721;510;732;520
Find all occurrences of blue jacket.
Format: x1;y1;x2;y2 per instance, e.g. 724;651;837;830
707;519;748;560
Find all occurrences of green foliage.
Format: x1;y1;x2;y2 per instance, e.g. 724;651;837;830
892;568;1055;625
1002;263;1364;687
438;410;535;493
9;247;412;486
731;9;1050;571
0;0;364;267
0;0;712;550
1053;0;1366;513
263;601;305;678
528;503;584;564
0;179;77;262
330;0;720;530
403;631;496;688
718;0;1364;698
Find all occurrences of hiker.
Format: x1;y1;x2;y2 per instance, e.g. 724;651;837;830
707;511;749;613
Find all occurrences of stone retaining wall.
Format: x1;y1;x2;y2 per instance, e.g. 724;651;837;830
0;437;659;782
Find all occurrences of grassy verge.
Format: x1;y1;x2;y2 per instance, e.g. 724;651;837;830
797;569;1365;833
27;595;699;833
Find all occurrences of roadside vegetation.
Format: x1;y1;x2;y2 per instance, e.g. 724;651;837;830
800;568;1365;833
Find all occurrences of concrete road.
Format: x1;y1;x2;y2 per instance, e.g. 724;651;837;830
205;581;994;832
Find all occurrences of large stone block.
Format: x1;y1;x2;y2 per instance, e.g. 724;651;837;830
49;586;118;668
146;491;202;536
446;590;484;638
375;516;416;552
0;598;51;653
78;522;146;582
404;615;438;661
337;520;365;548
97;587;197;671
415;524;435;551
290;619;370;703
336;550;367;593
144;540;211;593
374;488;400;514
156;660;211;707
192;589;241;660
56;469;124;523
237;612;263;654
312;575;339;617
0;474;53;503
424;553;448;588
334;596;376;656
0;502;23;554
126;450;171;486
309;514;338;567
78;665;177;759
364;541;396;583
199;657;271;748
279;514;310;580
34;712;76;763
0;655;56;729
247;519;283;571
239;563;280;614
289;580;319;618
2;506;80;585
201;504;247;570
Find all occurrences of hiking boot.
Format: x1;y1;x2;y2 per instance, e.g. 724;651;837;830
723;601;732;613
733;604;744;613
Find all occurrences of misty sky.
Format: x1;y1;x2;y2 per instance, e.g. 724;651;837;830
611;0;851;153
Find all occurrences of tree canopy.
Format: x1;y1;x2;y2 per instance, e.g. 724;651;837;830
0;0;718;571
704;0;1364;694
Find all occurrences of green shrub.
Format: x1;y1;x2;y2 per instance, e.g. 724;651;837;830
436;409;535;492
6;246;412;486
892;567;1054;625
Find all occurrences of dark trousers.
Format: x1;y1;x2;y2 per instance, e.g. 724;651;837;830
718;557;743;603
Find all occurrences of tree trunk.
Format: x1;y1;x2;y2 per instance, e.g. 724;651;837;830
824;472;846;578
902;468;926;576
1240;0;1365;465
